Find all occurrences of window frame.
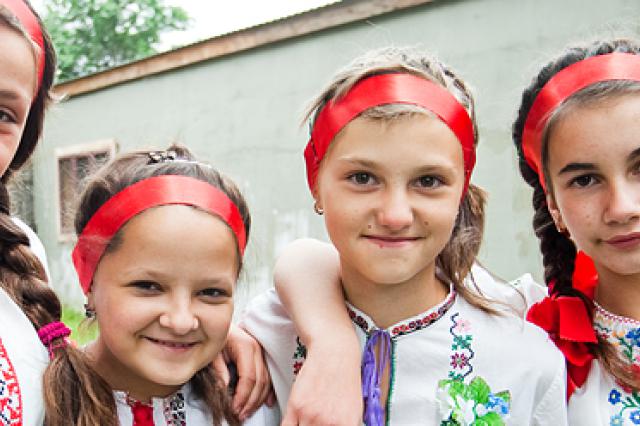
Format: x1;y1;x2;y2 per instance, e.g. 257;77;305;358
55;139;117;242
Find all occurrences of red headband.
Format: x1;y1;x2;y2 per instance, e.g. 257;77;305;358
304;73;476;195
522;53;640;189
0;0;45;91
72;175;247;294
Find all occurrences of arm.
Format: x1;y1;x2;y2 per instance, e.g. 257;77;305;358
215;324;275;420
274;238;362;426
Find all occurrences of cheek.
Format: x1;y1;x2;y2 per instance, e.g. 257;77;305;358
201;305;234;343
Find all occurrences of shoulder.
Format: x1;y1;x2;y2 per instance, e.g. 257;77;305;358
465;263;547;317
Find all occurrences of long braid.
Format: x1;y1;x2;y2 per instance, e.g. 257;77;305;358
513;38;640;392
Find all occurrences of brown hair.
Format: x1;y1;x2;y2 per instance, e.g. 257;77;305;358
512;38;640;391
306;46;495;313
43;145;249;425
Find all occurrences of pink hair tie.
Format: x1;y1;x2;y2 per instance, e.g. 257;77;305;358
37;321;71;359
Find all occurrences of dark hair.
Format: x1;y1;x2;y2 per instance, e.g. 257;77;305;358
0;1;57;183
44;145;249;425
512;38;640;391
306;46;494;313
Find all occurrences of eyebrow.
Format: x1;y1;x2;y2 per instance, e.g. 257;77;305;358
558;162;597;175
0;90;22;101
628;147;640;163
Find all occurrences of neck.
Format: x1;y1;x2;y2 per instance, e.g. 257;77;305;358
340;260;448;329
594;267;640;321
85;340;180;403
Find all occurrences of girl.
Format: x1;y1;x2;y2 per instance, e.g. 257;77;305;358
242;47;567;425
0;0;59;423
512;39;640;425
47;145;275;425
0;1;271;423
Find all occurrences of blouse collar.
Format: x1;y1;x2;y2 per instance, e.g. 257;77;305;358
346;284;456;339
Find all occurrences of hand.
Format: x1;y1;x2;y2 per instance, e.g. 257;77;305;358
215;324;275;420
281;339;362;426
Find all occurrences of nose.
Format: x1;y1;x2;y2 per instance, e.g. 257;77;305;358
603;180;640;225
376;187;414;231
159;296;199;335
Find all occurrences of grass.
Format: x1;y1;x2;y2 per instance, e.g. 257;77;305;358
61;305;99;346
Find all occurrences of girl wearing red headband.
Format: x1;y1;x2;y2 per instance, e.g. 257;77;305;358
242;47;567;425
0;0;58;424
512;39;640;425
43;145;276;425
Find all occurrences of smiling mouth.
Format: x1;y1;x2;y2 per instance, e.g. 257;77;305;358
143;337;198;349
363;235;422;247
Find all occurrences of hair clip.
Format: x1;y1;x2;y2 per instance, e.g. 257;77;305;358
148;150;178;164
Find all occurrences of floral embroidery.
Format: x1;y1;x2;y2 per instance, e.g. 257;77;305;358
346;289;456;338
437;315;510;425
595;303;640;425
437;377;511;426
164;392;186;426
448;313;474;380
292;337;307;376
0;338;21;426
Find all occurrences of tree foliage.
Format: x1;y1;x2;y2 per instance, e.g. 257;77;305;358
44;0;189;82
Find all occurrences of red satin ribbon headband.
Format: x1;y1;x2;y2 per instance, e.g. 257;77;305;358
72;175;247;294
522;53;640;189
0;0;45;89
304;73;476;195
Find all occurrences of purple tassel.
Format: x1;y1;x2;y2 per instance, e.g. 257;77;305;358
361;329;391;426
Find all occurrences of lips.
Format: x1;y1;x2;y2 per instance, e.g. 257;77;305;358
144;336;198;349
363;235;422;248
604;232;640;249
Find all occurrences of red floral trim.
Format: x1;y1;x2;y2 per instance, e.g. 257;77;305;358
0;338;22;425
347;289;456;338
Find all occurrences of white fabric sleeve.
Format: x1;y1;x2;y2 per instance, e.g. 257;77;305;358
240;288;299;419
12;217;52;283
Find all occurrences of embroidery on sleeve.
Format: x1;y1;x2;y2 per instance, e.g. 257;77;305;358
292;336;307;376
0;338;22;426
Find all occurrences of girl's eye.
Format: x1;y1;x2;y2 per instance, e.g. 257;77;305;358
415;175;442;189
130;280;161;292
0;110;16;123
569;174;598;188
348;172;376;186
199;288;229;299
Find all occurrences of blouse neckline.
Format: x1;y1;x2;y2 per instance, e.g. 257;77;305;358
346;285;456;339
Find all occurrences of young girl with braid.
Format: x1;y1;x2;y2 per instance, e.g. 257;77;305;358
512;38;640;425
48;145;276;425
0;1;272;424
242;47;567;425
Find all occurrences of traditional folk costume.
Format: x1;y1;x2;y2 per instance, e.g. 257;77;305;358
242;265;567;425
0;220;51;426
115;384;278;426
518;52;640;426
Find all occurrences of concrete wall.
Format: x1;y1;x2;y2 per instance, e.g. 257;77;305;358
35;0;640;307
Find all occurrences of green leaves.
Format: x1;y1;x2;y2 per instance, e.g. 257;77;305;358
437;377;510;426
43;0;190;82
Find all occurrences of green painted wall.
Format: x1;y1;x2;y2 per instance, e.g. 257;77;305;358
35;0;640;306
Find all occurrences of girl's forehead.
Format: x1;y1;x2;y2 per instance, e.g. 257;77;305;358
548;95;640;168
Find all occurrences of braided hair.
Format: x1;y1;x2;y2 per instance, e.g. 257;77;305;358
512;39;640;391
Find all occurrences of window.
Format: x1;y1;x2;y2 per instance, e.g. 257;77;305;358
56;140;117;240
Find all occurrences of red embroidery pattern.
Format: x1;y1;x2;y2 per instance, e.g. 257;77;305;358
0;338;22;425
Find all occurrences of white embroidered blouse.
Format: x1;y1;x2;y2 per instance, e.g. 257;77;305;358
114;384;279;425
242;265;568;425
568;303;640;426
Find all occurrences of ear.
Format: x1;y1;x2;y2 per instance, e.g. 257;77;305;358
546;193;567;234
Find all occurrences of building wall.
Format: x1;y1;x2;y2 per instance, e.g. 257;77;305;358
35;0;640;306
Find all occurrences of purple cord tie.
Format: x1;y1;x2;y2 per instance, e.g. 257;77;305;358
37;321;71;359
362;329;391;426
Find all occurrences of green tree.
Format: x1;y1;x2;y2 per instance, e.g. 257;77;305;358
44;0;189;82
